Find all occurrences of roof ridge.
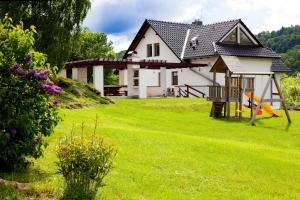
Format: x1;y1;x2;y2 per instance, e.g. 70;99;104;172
146;19;191;26
201;19;240;27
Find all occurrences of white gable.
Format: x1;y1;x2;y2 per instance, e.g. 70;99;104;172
129;27;181;63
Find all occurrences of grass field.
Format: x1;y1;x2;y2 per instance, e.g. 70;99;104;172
1;98;300;199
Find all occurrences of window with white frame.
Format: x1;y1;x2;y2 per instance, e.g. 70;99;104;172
154;43;160;56
223;28;237;44
222;26;256;45
240;29;254;45
133;70;139;86
172;71;178;85
147;44;152;57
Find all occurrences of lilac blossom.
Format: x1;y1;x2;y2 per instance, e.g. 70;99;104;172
10;64;26;78
26;69;37;78
21;53;32;65
36;69;50;81
9;128;17;138
39;81;61;95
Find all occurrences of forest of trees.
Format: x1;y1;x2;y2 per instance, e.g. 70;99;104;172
256;25;300;72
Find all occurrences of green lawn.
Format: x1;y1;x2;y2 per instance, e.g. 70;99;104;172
1;98;300;199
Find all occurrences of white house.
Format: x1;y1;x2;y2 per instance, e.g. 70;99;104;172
63;19;290;110
119;19;290;108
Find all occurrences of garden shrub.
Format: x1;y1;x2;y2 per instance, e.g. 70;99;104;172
0;15;61;171
281;73;300;106
56;123;116;200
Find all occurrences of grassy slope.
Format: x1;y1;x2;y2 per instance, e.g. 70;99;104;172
53;78;113;109
1;98;300;199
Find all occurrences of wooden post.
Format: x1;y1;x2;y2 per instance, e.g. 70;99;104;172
250;75;272;125
213;70;216;86
186;85;189;97
239;75;243;118
273;75;291;123
235;102;238;117
250;90;254;118
227;71;231;118
270;79;273;106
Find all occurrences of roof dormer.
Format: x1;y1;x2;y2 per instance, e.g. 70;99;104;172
219;23;258;46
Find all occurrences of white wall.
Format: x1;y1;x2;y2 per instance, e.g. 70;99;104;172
128;27;181;63
177;56;220;96
124;26;182;97
119;69;128;85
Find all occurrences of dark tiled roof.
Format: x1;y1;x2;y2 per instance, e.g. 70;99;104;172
147;20;191;58
215;44;281;58
126;19;283;61
183;19;240;58
271;58;291;72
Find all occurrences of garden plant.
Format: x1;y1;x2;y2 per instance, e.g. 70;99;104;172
0;14;61;171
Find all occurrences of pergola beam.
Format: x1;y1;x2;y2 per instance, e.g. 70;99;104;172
65;58;207;69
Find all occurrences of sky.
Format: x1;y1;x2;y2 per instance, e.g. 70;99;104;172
83;0;300;52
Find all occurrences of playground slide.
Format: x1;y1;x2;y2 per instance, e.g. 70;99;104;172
244;92;279;117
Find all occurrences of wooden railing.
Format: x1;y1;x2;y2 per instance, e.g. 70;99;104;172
208;86;226;101
208;85;240;102
176;85;206;98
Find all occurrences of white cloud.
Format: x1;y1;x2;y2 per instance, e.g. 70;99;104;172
83;0;300;51
224;0;300;32
107;33;132;52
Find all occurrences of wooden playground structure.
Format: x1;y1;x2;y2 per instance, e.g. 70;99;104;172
208;56;291;125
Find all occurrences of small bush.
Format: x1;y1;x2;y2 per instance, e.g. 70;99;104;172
56;122;116;200
282;73;300;106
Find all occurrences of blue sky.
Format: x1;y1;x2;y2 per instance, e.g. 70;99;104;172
83;0;300;52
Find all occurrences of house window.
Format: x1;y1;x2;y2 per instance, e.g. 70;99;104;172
223;28;237;44
240;29;254;45
172;71;178;85
66;68;72;79
147;44;152;57
154;43;160;56
133;70;139;86
158;72;161;86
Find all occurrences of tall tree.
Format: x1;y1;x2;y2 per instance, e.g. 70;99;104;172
70;28;115;60
0;0;91;68
70;28;118;85
256;25;300;72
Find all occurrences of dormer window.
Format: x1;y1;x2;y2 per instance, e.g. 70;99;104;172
221;25;257;45
240;29;253;45
222;28;237;44
147;44;152;57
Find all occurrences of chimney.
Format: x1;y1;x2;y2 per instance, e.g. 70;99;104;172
192;19;203;26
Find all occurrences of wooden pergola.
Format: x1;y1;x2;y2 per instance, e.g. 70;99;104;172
63;58;207;98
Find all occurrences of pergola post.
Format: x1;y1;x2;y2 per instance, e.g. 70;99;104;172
139;68;147;98
160;67;167;96
72;68;78;80
93;65;104;97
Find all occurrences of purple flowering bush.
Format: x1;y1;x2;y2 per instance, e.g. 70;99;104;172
0;15;60;171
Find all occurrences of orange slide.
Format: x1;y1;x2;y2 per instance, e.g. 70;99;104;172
244;92;279;117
